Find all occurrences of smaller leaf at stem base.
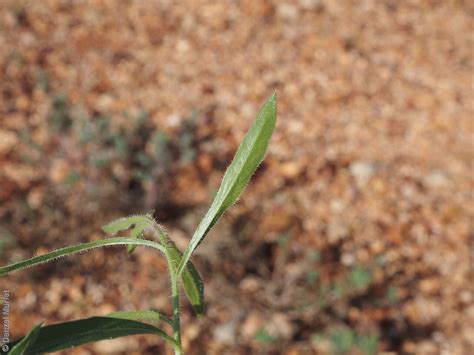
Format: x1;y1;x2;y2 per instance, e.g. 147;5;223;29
168;241;205;316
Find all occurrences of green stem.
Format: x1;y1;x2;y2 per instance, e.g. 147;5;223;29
152;226;183;354
171;273;182;355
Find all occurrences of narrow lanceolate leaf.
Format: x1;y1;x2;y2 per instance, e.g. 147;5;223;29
107;310;172;325
6;317;178;353
8;322;42;355
168;242;205;316
0;237;165;277
177;93;277;278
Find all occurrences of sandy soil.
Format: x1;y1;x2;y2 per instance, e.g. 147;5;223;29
0;1;472;354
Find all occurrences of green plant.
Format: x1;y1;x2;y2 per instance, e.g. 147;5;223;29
312;328;378;355
0;94;277;354
349;265;372;290
255;328;278;345
49;92;72;133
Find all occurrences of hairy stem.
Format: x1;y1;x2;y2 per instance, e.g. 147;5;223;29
152;226;182;354
171;274;182;355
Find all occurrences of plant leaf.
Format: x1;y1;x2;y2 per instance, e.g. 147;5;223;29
0;237;165;276
101;216;142;235
127;221;149;254
101;215;152;235
177;93;277;278
148;224;205;316
168;242;205;316
6;317;178;353
107;310;172;325
102;215;154;255
8;322;42;355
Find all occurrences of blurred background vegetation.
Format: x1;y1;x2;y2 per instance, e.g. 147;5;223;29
0;1;472;354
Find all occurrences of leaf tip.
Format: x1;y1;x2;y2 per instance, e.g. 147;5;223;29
267;91;277;118
101;223;115;235
270;91;277;102
193;304;205;317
